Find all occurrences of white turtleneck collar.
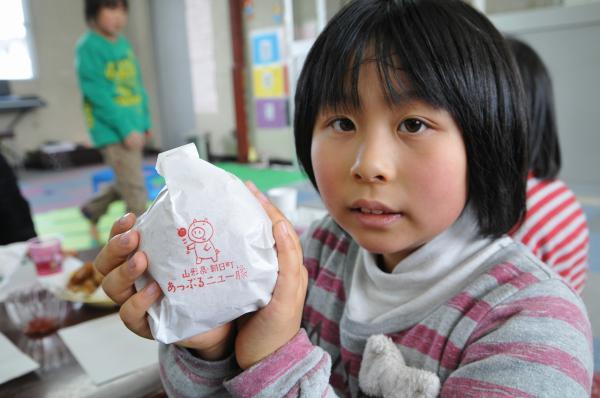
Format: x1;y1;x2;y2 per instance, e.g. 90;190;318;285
346;206;512;325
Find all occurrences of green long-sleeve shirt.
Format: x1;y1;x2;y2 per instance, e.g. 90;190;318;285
75;30;151;148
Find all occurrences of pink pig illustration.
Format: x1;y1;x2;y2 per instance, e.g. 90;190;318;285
180;219;220;264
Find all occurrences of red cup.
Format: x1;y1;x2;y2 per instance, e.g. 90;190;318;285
27;237;63;276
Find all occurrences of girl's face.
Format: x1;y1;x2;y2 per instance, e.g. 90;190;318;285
311;62;468;272
94;4;127;40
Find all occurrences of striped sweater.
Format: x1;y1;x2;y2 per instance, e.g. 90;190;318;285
159;215;593;397
511;174;590;293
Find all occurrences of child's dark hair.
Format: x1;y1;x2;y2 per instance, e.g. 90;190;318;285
84;0;128;22
294;0;527;237
507;37;561;180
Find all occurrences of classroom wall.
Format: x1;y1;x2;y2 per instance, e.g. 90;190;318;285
3;0;88;155
1;0;162;156
148;0;195;150
147;0;237;157
491;2;600;190
243;0;294;162
193;0;237;157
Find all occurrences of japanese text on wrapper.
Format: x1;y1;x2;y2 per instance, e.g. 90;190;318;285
166;261;248;294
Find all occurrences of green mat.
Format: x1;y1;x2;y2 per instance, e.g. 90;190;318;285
33;163;306;251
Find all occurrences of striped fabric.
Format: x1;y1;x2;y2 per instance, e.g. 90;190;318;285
511;174;590;293
158;216;593;397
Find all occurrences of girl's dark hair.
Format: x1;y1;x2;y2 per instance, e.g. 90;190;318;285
507;37;561;180
294;0;528;237
84;0;128;22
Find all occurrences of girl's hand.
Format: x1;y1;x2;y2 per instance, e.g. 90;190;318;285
235;182;308;369
94;214;235;360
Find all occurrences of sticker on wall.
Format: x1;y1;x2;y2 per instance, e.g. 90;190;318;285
272;4;283;24
243;0;255;19
250;28;284;66
255;99;288;128
253;65;286;98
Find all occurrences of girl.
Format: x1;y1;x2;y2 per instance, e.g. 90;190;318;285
507;38;590;294
95;0;593;396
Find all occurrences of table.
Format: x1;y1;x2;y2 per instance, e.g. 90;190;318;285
0;249;165;398
0;95;45;139
0;95;45;166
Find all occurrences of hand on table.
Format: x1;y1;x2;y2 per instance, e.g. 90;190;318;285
93;213;234;360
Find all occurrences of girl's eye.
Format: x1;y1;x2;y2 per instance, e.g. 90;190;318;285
399;118;428;134
331;118;355;133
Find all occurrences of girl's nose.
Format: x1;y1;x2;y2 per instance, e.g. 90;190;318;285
350;134;396;183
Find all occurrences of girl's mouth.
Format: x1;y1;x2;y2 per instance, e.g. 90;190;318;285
349;199;400;215
349;201;404;228
353;207;396;215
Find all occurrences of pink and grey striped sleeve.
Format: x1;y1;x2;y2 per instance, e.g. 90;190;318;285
441;278;593;397
159;331;339;397
158;343;240;397
225;330;337;397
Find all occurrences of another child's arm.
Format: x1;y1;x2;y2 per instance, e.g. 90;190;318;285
133;54;152;133
441;278;593;397
75;46;141;144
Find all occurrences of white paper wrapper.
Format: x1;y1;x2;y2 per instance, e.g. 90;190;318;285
134;143;278;344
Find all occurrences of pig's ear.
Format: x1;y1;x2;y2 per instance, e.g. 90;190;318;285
193;218;198;223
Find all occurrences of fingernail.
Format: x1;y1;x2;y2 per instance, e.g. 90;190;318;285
145;282;159;296
246;181;257;191
278;221;288;236
128;256;136;271
257;191;269;203
119;213;131;225
120;231;130;246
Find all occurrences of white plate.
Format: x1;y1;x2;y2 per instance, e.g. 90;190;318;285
39;257;116;308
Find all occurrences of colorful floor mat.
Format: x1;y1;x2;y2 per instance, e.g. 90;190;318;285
29;162;307;251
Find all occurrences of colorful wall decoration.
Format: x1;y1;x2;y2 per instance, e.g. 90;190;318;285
255;98;288;128
249;27;289;128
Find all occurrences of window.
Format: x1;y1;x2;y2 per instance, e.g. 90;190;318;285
0;0;35;80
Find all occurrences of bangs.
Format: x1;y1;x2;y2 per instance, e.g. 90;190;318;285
312;1;451;116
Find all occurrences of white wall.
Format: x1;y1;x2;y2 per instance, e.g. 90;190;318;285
491;2;600;190
243;0;295;161
1;0;162;155
192;0;237;157
149;0;195;150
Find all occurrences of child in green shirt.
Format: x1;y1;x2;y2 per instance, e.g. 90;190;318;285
76;0;150;243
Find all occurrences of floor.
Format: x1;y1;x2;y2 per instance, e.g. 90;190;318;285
15;162;600;395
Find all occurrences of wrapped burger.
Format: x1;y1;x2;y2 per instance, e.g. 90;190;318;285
134;143;278;343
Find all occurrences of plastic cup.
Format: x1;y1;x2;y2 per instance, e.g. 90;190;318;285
27;237;63;276
267;187;298;222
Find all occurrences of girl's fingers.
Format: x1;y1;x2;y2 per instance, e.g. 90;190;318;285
109;213;136;239
245;181;303;259
271;221;306;304
94;228;140;276
245;181;284;221
101;251;148;305
119;281;162;340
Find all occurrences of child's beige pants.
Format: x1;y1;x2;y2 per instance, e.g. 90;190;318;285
82;143;147;223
